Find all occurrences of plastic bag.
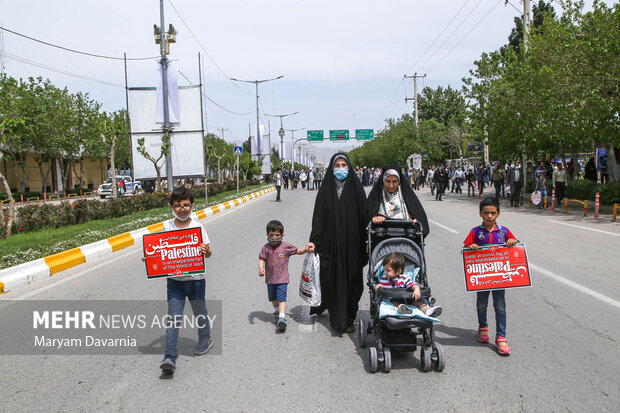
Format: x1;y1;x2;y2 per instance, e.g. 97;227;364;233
299;252;321;306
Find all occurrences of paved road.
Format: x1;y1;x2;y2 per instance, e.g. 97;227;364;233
1;185;619;412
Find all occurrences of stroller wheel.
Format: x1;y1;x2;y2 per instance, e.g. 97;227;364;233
357;319;367;348
434;343;445;372
383;347;392;373
420;345;432;372
369;347;378;373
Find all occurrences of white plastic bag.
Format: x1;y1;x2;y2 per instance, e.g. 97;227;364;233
299;252;321;306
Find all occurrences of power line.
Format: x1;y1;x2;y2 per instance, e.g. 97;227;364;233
0;25;159;61
178;69;253;116
405;0;471;75
373;79;406;129
3;51;124;88
418;0;484;74
167;0;253;97
425;0;504;75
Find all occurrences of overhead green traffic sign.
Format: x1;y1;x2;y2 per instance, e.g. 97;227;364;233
307;130;324;141
355;129;374;140
329;130;349;141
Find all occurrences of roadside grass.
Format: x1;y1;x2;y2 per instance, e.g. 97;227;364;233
0;185;270;270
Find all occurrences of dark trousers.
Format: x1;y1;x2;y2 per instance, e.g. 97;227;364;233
276;185;281;201
555;182;565;203
477;182;484;197
283;178;288;189
494;181;502;199
510;183;522;206
468;181;476;196
435;183;444;200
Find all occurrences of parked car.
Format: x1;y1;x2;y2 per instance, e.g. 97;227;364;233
97;176;136;199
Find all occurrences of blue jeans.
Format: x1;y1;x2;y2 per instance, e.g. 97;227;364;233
476;289;506;338
538;189;547;208
165;279;210;358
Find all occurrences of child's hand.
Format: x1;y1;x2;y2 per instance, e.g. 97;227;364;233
259;268;265;277
141;257;146;262
306;242;315;253
506;238;518;247
469;243;479;250
201;243;212;257
413;286;421;300
372;216;385;224
375;284;382;291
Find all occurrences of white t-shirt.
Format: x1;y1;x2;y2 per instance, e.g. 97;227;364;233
161;218;210;281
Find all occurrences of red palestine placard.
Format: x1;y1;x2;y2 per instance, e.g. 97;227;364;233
462;243;531;292
143;227;205;279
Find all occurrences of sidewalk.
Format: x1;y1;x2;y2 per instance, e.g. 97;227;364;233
0;187;275;295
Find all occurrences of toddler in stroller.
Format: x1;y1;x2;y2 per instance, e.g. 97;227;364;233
357;219;446;373
376;252;442;318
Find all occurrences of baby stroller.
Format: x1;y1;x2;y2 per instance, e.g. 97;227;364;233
357;219;445;373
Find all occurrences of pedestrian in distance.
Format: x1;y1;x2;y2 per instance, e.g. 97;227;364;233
476;165;486;198
463;196;518;356
492;162;506;199
282;169;289;190
535;172;547;209
553;163;567;204
274;167;283;202
433;166;449;201
154;187;213;374
259;220;311;333
308;169;314;191
299;170;307;189
507;161;524;207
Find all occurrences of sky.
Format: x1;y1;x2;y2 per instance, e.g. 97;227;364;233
0;0;603;165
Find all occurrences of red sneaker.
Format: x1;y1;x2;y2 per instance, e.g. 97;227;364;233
495;337;511;355
477;327;489;343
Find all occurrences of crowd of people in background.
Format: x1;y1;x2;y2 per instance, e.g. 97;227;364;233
277;152;611;211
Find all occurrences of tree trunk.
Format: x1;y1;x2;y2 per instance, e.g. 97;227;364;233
109;141;117;198
11;152;28;193
36;158;51;193
0;153;14;238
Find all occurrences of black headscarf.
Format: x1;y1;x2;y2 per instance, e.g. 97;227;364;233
367;164;430;238
309;153;368;331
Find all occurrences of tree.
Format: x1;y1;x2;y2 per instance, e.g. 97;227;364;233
0;118;25;238
501;0;557;56
136;134;170;192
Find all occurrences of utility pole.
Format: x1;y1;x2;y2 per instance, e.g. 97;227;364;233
404;73;426;127
216;127;228;140
523;0;531;51
154;0;177;192
266;112;298;166
288;128;305;168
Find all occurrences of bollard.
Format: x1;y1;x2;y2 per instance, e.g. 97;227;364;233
43;191;46;203
584;200;588;217
21;193;24;206
551;188;556;212
564;199;568;214
613;204;618;222
594;192;600;220
63;191;66;199
544;196;547;209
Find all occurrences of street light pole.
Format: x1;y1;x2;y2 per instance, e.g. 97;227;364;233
266;112;298;166
230;76;283;161
288;128;305;168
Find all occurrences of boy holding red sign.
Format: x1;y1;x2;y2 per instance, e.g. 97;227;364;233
159;187;212;374
464;196;517;356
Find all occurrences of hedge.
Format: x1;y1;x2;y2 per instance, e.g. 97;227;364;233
2;180;261;237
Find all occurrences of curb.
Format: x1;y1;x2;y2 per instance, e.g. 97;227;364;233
0;186;275;295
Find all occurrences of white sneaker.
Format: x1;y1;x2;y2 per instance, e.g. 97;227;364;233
426;306;443;318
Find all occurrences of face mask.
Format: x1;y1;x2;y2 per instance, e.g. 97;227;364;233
268;235;282;246
333;167;348;180
172;208;192;221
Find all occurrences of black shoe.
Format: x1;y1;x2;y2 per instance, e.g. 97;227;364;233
277;317;287;332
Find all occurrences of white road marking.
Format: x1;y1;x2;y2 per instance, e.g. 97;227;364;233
546;219;620;237
530;263;620;309
428;219;459;234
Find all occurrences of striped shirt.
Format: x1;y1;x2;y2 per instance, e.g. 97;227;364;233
379;270;416;289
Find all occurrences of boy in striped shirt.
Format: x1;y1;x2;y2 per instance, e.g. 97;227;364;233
376;252;442;318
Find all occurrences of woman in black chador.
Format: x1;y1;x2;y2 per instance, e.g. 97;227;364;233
307;153;368;333
367;164;430;238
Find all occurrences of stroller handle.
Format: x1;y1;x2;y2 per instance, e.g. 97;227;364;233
367;219;423;233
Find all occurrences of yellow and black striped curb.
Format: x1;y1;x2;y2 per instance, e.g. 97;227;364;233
0;187;276;294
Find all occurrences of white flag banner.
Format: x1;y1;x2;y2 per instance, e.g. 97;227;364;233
253;124;265;154
280;142;286;159
156;60;180;124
